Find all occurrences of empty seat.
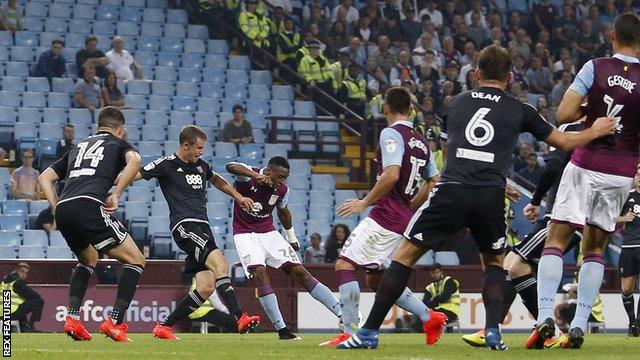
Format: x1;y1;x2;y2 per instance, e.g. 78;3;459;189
18;108;41;123
308;205;333;221
0;230;20;247
164;23;186;38
272;85;294;101
295;101;316;117
49;230;67;246
157;53;181;68
2;76;24;92
306;220;331;238
167;9;188;24
14;122;38;141
0;246;17;259
46;246;73;259
147;216;170;236
0;31;12;46
149;95;171;110
176;82;199;97
434;251;460;266
169;111;193;126
147;0;168;7
197;98;221;113
245;99;269;116
143;8;165;22
52;78;75;93
172;96;197;112
1;215;26;231
226;69;249;85
127;79;150;95
73;4;96;19
121;109;144;125
335;190;357;205
152;81;174;96
154;66;176;82
289;159;311;175
22;230;48;246
141;125;166;141
311;174;335;190
264;143;288;159
10;46;34;62
161;38;183;53
145;109;169;125
288;175;310;190
26;3;48;17
248;85;270;100
22;92;46;108
69;108;92;124
125;94;147;110
178;67;201;83
205;54;227;69
43;108;66;124
127;188;153;203
19;245;45;259
26;77;50;92
309;190;334;207
140;23;163;37
117;21;139;36
121;6;142;22
15;31;38;47
228;55;250;70
250;70;272;85
138;141;163;155
215;142;237;158
0;107;15;123
239;144;263;159
135;51;157;66
224;85;247;99
151;202;170;217
188;24;209;40
181;53;204;68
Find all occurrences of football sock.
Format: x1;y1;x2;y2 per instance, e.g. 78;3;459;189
570;254;605;332
215;276;243;319
162;290;205;327
482;265;506;331
198;310;238;331
336;270;360;334
622;292;635;324
536;247;564;324
395;287;430;322
257;284;286;330
362;261;412;331
513;274;538;318
305;277;341;317
500;277;517;323
111;264;143;324
68;263;94;320
637;294;640;321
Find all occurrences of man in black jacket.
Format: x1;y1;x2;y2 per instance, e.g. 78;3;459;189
1;263;44;332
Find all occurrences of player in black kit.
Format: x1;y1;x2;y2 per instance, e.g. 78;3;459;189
126;125;260;340
337;45;616;351
37;107;144;342
617;169;640;337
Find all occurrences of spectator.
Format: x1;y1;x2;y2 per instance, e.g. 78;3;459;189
598;0;618;28
412;33;439;67
75;35;109;79
329;50;350;93
105;36;143;82
464;0;486;27
418;0;442;30
305;233;326;264
452;23;473;53
553;47;575;73
221;104;253;144
421;20;441;53
467;12;489;48
354;15;376;45
34;207;55;235
73;63;102;111
326;21;349;59
506;11;524;40
304;3;329;39
332;0;359;25
508;28;531;60
513;143;533;173
303;0;329;21
526;54;554;95
458;41;476;66
594;23;613;58
442;61;462;95
340;36;366;66
518;153;542;185
417;50;441;82
299;40;333;110
339;64;368;118
423;263;460;324
367;35;397;74
277;18;302;83
440;36;460;66
399;6;421;46
10;149;39;200
32;40;66;81
573;19;599;67
1;263;44;332
378;8;403;45
441;0;456;30
458;50;478;84
425;127;443;171
367;66;388;96
0;0;21;32
381;0;399;22
390;50;418;84
554;4;579;50
533;0;556;34
101;71;126;108
481;26;506;48
324;223;350;263
56;124;74;160
269;0;292;14
551;70;573;107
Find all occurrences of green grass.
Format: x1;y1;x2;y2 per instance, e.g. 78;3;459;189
10;333;640;359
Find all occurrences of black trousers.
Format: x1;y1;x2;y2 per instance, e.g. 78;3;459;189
13;297;44;325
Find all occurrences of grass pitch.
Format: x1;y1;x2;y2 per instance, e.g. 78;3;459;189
11;332;639;359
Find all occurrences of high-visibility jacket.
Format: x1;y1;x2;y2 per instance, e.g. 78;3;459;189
299;55;331;83
328;61;348;90
226;0;241;11
425;276;460;317
188;280;214;320
432;149;444;171
0;279;24;313
369;93;384;119
238;11;270;47
591;294;604;323
343;77;367;101
277;32;301;62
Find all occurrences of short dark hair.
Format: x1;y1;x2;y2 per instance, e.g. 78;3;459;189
179;125;207;145
268;156;290;169
98;106;126;129
427;263;442;271
85;35;97;45
384;87;412;115
52;39;64;47
21;148;34;157
64;124;74;129
232;104;244;113
614;13;640;47
478;45;512;82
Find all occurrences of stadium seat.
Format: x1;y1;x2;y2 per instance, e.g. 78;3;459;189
73;4;96;20
250;70;272;85
188;25;209;40
26;3;48;17
435;251;460;266
239;143;263;159
264;143;288;159
288;190;308;206
6;62;28;77
69;108;92;124
0;246;17;259
152;81;174;96
51;78;75;93
287;175;309;190
161;38;183;53
15;31;38;47
164;23;186;38
289;159;311;175
0;168;9;186
154;66;176;82
0;107;15;123
205;54;227;69
124;0;146;7
116;21;139;37
147;0;168;8
208;204;229;219
226;70;250;85
148;95;171;111
1;77;23;93
157;53;181;68
3;200;28;215
127;187;153;203
140;23;163;38
26;77;50;93
228;55;250;70
248;85;270;100
151;202;170;217
311;174;335;190
335;190;357;205
295;101;316;117
178;67;201;83
306;220;331;238
416;250;436;265
163;140;179;155
309;190;334;207
127;79;151;95
197;97;221;113
194;112;218;127
141;125;166;141
214;142;237;158
0;31;11;46
167;9;188;24
1;215;26;231
0;231;20;247
270;100;293;118
176;82;199;97
18;108;41;123
143;8;166;23
145;110;169;126
40;122;63;137
10;47;34;62
124;95;147;110
224;85;247;99
138;141;163;155
169;111;193;126
148;216;171;237
19;246;45;259
46;246;74;259
93;21;116;35
121;6;142;22
272;85;294;101
47;92;71;108
49;231;67;246
200;83;224;99
23;230;48;246
182;53;204;69
121;110;144;125
22;92;46;108
207;40;229;55
97;5;119;20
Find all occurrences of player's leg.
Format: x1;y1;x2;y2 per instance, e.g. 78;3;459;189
621;273;638;336
366;270;430;325
68;246;99;321
335;258;361;334
195;309;238;332
506;253;538;319
161;270;215;329
287;265;341;318
204;249;245;319
252;265;298;339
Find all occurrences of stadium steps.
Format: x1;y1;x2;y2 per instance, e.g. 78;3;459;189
336;181;370;190
311;165;349;174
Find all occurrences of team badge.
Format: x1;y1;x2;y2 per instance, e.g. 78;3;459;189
197;166;203;173
385;138;397;153
268;195;279;205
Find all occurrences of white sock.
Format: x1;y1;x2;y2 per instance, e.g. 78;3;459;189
536;248;564;324
570;254;605;332
395;287;430;322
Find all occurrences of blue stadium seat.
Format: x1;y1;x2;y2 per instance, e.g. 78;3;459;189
295;101;316;117
311;174;335;190
22;92;46;108
246;99;269;116
178;67;201;83
49;230;67;246
209;218;227;236
272;85;294;101
35;138;57;162
69;20;93;33
208;204;229;219
151;202;170;217
172;96;197;112
176;82;199;98
124;94;147;110
264;143;288;159
117;21;139;36
51;78;75;93
195;112;218;127
0;168;10;184
121;6;142;22
226;69;249;85
25;3;48;17
40;32;65;48
18;108;41;123
134;52;156;68
140;23;163;37
72;4;96;20
141;125;166;141
47;92;70;108
289;159;311;175
26;77;50;92
270;100;293;117
308;205;333;221
209;157;228;173
188;24;209;40
228;55;250;70
148;95;171;110
205;54;227;69
167;9;188;24
3;200;28;216
239;143;263;159
2;76;24;92
121;109;143;125
147;0;168;7
197;97;221;113
10;46;34;62
0;231;20;247
0;107;15;125
215;142;237;158
252;129;265;144
15;31;38;47
137;37;160;52
288;190;308;206
306;220;331;238
151;81;174;96
164;23;186;38
1;215;26;231
0;91;19;108
124;0;146;7
97;5;119;20
46;246;74;259
169;111;193;126
143;8;165;23
250;70;272;85
63;33;85;49
248;85;270;100
435;251;460;266
0;31;12;46
43;111;65;126
138;141;163;155
69;108;92;124
181;53;204;69
39;123;63;138
207;40;229;55
23;230;48;246
70;124;92;141
161;38;183;53
93;21;116;35
0;246;17;259
145;110;169;126
154;66;176;82
14;122;38;141
335;190;357;206
224;84;247;99
287;175;309;190
5;62;27;77
157;53;181;68
127;79;150;95
201;84;225;99
127;187;153;203
163;140;179;155
22;17;44;33
19;245;45;259
310;190;333;207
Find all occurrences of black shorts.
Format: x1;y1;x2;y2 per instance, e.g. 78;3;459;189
513;218;582;268
405;184;506;255
172;221;219;275
55;198;129;255
619;247;640;277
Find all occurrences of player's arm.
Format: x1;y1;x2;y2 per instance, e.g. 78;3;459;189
556;60;592;124
226;162;272;186
210;173;254;212
104;150;142;213
544;117;615;151
616;198;635;224
523;157;564;221
276;189;299;250
410;152;441;211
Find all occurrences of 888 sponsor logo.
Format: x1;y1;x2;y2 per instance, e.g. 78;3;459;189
185;174;204;189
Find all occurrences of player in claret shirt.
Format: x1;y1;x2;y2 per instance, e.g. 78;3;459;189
226;157;343;340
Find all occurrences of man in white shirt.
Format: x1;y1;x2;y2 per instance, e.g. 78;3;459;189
464;0;486;27
267;0;292;14
105;36;143;82
418;0;442;29
332;0;359;24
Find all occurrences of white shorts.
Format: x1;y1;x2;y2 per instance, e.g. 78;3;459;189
233;230;301;277
551;162;633;232
339;217;403;270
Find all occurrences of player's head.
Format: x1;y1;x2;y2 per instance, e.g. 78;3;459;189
428;263;443;280
265;156;290;187
98;106;126;138
179;125;207;163
476;45;512;86
611;13;640;50
16;262;29;281
383;86;412;117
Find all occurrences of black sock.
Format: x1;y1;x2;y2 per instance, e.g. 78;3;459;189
278;327;291;335
500;277;517;324
482;265;506;331
622;292;635;324
111;264;144;324
68;263;94;318
512;274;538;319
362;261;412;331
636;294;640;322
215;277;242;319
162;290;206;327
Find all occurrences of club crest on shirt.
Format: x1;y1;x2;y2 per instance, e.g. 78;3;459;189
197;166;203;173
385;138;397;153
268;195;279;205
